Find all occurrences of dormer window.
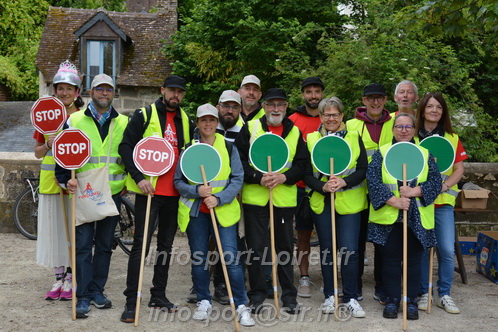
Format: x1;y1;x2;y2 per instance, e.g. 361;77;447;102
86;40;116;91
75;11;131;94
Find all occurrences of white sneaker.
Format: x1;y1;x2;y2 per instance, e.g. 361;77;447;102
321;295;335;314
436;295;460;314
297;276;311;298
193;300;212;320
418;293;429;311
237;305;255;327
346;299;366;318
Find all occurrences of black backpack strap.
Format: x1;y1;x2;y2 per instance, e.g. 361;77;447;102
143;104;153;130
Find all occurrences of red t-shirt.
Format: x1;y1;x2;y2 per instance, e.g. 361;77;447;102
289;112;321;141
436;138;467;208
33;130;45;144
454;139;468;163
268;123;284;136
288;112;320;188
154;111;180;196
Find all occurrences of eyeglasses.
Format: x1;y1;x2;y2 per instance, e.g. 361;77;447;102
219;103;241;111
264;102;288;109
393;124;415;132
94;87;114;93
366;95;385;102
321;113;342;120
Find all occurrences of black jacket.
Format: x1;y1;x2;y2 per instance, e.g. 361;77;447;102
234;116;307;186
118;97;194;186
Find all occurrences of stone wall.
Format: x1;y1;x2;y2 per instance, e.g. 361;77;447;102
0;153;41;233
1;156;496;237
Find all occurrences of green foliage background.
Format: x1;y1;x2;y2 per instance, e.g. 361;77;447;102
0;0;496;161
165;0;498;162
0;0;126;100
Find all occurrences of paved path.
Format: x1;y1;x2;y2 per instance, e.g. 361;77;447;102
1;233;496;331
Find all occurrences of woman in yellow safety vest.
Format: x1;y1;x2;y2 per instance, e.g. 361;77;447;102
303;97;368;318
416;93;467;314
33;60;84;301
366;113;441;320
174;104;255;327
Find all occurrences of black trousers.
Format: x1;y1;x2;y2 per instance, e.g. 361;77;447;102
378;223;423;300
243;203;297;305
123;195;179;301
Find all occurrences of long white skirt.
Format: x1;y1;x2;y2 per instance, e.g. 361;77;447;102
36;194;72;267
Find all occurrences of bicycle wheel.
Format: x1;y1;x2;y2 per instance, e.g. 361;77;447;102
13;187;38;240
116;195;135;255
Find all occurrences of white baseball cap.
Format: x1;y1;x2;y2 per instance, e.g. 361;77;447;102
219;90;241;104
240;75;261;88
91;73;115;89
196;103;219;119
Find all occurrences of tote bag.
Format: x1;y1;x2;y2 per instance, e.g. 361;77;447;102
74;119;119;225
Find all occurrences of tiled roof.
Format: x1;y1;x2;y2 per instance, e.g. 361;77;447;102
35;6;177;87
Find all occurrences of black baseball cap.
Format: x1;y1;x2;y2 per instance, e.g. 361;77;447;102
263;88;287;101
363;83;386;96
163;75;187;90
301;76;325;91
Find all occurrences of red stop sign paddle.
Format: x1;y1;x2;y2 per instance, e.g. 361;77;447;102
133;136;175;176
53;129;92;169
31;96;67;135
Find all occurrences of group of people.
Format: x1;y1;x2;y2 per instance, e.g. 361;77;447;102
34;60;466;326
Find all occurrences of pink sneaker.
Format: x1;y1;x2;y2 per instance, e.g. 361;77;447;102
45;280;63;300
59;279;72;301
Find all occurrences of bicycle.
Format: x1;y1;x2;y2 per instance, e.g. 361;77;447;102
13;177;39;240
13;177;136;255
114;193;135;255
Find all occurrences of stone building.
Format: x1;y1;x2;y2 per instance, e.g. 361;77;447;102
35;0;178;113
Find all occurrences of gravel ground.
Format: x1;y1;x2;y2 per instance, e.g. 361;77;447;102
1;232;496;332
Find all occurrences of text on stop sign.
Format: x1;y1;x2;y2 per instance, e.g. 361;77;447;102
139;149;170;162
57;143;87;155
35;108;63;122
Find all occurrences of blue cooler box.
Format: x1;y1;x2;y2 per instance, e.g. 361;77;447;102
476;231;498;283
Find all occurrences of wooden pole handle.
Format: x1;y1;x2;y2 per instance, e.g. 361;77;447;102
70;170;77;321
330;158;339;320
267;156;280;318
134;177;154;327
200;165;241;332
402;164;408;331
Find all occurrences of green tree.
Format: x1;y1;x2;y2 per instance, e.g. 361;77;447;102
396;0;498;44
49;0;126;11
395;0;498;120
304;0;497;162
164;0;343;111
0;1;50;100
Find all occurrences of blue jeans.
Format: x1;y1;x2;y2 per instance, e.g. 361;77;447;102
312;197;361;302
186;212;247;307
76;194;120;300
420;204;455;296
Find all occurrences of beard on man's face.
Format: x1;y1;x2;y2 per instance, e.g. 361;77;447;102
164;98;180;109
219;114;237;129
305;100;320;109
92;97;112;110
